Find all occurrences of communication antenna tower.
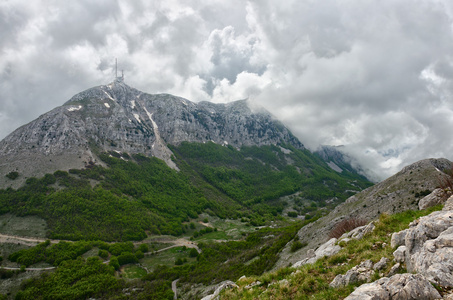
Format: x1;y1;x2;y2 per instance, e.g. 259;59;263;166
114;58;124;82
115;58;118;78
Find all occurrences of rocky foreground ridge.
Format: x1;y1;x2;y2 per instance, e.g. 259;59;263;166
210;191;453;300
345;197;453;299
198;158;453;299
0;79;303;188
274;158;452;270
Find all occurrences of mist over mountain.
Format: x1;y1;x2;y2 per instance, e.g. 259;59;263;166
0;79;305;188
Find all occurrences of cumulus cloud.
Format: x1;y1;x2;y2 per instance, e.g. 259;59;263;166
1;0;453;180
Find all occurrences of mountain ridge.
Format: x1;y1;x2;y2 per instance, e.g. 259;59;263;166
0;80;304;188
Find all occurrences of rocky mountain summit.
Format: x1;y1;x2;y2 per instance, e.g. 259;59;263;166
0;79;303;188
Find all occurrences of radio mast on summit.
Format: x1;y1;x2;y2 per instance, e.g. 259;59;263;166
115;58;124;82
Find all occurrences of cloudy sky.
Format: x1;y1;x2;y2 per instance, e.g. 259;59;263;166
1;0;453;181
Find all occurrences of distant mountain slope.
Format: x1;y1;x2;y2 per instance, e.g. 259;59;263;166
0;79;303;188
315;145;369;180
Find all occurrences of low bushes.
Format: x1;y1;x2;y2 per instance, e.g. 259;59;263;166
329;218;368;239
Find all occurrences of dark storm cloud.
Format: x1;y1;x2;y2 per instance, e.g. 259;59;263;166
1;0;453;180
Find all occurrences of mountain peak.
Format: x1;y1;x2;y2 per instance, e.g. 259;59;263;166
0;82;303;188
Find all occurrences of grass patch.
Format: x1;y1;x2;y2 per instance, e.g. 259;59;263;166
121;265;148;279
193;230;229;241
141;246;196;272
0;214;47;238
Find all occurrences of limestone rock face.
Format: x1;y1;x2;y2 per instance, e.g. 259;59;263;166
200;280;238;300
402;210;453;285
373;257;390;271
418;188;447;210
345;273;441;300
393;246;406;263
329;260;375;288
391;229;408;248
292;238;341;268
443;195;453;211
0;80;303;188
388;208;453;289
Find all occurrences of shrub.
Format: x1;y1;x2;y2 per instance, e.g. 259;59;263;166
135;251;144;259
438;165;453;194
189;248;198;258
138;244;149;253
117;252;138;266
98;249;109;259
287;211;298;218
109;256;120;270
290;241;306;252
5;171;19;180
329;218;368;239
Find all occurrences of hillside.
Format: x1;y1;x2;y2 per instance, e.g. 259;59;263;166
274;158;452;270
0;142;371;242
0;157;450;299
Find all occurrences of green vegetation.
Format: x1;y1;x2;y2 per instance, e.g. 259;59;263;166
220;205;443;300
122;265;148;279
0;153;214;240
171;142;371;209
290;240;306;252
5;171;19;180
15;257;120;300
142;222;305;297
8;206;441;299
8;222;304;299
0;143;371;242
8;240;146;268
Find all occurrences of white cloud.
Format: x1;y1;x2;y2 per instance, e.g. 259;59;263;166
1;0;453;181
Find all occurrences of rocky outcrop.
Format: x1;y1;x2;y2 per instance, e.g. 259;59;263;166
292;221;376;268
345;205;453;299
292;238;341;268
329;260;375;288
391;229;408;248
418;188;448;210
443;195;453;211
344;273;441;300
340;222;376;242
200;280;238;300
391;210;453;288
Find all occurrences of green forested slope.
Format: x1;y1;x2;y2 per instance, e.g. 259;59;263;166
171;142;371;215
0;143;372;242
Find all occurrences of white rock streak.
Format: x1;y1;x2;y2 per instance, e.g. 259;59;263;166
133;113;141;123
67;105;82;112
103;91;116;102
143;107;178;170
104;103;110;108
